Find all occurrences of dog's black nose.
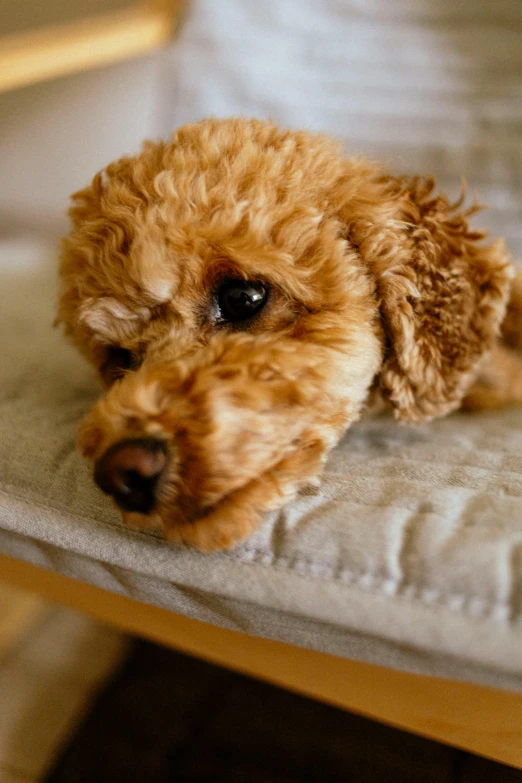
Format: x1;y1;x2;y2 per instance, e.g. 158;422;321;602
94;438;167;513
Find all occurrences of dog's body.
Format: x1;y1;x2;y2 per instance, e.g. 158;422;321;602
57;118;522;550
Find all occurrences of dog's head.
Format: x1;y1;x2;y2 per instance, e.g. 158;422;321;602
57;118;512;548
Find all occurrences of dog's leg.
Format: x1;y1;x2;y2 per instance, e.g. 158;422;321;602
501;266;522;353
462;344;522;412
463;267;522;412
463;266;522;412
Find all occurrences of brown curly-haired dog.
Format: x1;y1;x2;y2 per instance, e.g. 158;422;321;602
57;117;522;551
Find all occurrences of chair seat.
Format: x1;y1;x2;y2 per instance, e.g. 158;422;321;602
1;240;522;692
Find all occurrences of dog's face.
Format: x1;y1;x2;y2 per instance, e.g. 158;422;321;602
57;118;511;550
59;119;380;382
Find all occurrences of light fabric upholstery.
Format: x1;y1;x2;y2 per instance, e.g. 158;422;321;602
2;0;522;691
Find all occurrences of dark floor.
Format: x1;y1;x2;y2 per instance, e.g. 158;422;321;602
45;639;522;783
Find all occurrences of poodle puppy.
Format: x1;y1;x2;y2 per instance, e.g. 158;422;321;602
57;117;522;551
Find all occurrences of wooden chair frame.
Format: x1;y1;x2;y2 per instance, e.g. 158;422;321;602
0;0;183;94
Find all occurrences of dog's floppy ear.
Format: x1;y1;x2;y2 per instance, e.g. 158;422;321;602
343;174;513;422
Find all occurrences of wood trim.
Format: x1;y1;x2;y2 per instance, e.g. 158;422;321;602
0;552;521;769
0;582;48;662
0;0;182;94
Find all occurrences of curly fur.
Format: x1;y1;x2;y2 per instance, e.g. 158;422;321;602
57;117;519;551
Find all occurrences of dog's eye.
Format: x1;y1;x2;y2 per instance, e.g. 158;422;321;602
217;280;268;323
